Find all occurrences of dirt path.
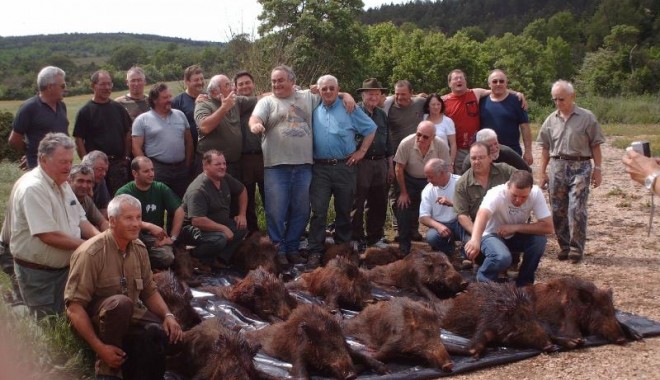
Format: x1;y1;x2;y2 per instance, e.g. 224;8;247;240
448;139;660;379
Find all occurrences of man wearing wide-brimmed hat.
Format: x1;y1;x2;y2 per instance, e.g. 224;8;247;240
351;78;393;250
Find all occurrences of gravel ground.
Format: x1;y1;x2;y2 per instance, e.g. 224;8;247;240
446;139;660;379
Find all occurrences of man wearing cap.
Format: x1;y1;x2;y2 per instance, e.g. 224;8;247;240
351;78;393;249
306;75;377;268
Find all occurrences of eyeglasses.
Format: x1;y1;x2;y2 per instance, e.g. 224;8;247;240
552;98;566;103
416;132;432;140
491;79;506;84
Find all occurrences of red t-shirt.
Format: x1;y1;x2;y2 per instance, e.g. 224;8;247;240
442;90;480;149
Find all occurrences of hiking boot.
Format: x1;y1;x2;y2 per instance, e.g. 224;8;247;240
557;250;569;261
569;251;583;264
287;251;307;265
277;254;289;267
307;253;322;269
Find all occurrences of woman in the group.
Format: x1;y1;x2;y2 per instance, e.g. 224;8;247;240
423;93;457;171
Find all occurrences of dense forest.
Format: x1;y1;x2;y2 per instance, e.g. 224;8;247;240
0;0;657;102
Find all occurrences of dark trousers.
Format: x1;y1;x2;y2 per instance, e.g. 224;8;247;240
308;162;356;253
351;158;388;244
151;158;190;200
241;153;265;233
395;173;427;253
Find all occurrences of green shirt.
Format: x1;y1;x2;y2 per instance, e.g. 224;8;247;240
116;181;181;227
453;162;516;221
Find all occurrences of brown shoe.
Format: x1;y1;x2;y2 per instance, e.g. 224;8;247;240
557;250;569;261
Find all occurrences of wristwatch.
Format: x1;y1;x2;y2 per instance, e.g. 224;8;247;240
644;171;660;190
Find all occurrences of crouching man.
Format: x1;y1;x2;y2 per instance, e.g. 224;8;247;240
65;194;182;379
464;170;553;286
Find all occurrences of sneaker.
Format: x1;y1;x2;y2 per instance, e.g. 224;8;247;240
287;251;307;264
277;254;289;266
460;259;473;270
370;239;390;249
557;250;569;261
307;253;322;268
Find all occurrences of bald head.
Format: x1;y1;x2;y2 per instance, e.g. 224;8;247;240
208;74;232;97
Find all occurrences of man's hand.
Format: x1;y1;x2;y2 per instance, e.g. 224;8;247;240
464;239;481;261
435;224;451;238
155;236;173;247
436;196;452;207
347;150;366;166
591;169;602;188
540;172;549;190
220;91;236;110
250;122;266;134
145;224;166;240
98;343;126;369
234;214;247;230
496;224;517;238
195;93;209;103
397;193;411;209
523;151;533;165
341;93;356;113
163;316;183;344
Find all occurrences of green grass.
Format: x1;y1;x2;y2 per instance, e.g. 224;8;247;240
0;272;94;378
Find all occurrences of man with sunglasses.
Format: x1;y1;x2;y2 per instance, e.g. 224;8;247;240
8;66;69;170
479;69;532;165
393;121;450;254
537;80;604;264
306;75;376;268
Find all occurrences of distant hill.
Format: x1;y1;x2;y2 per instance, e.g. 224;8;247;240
361;0;601;36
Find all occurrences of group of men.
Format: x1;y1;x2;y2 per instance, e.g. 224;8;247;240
2;63;606;379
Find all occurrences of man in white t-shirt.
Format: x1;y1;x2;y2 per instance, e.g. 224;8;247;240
419;158;462;256
465;170;553;286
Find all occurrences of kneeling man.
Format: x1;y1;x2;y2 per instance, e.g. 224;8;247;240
65;194;182;379
419;158;462;256
182;150;248;266
464;170;553;286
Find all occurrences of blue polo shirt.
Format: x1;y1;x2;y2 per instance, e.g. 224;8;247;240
12;96;69;168
312;98;377;159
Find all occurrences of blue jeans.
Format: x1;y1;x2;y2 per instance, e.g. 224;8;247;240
264;164;312;254
425;219;464;256
479;233;547;286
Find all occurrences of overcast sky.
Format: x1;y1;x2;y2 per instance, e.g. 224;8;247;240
0;0;408;43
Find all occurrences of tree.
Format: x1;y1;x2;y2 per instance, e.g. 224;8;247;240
257;0;366;88
108;44;147;70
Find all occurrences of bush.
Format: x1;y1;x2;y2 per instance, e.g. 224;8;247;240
0;112;23;163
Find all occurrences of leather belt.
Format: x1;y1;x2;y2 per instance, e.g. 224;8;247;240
551;155;591;161
364;155;385;160
151;157;186;166
314;158;347;165
14;257;68;272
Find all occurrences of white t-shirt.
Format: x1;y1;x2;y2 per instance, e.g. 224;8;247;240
424;114;456;144
419;174;459;224
480;183;551;238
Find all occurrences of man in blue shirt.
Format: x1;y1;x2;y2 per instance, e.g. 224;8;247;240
479;69;532;165
306;75;377;268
